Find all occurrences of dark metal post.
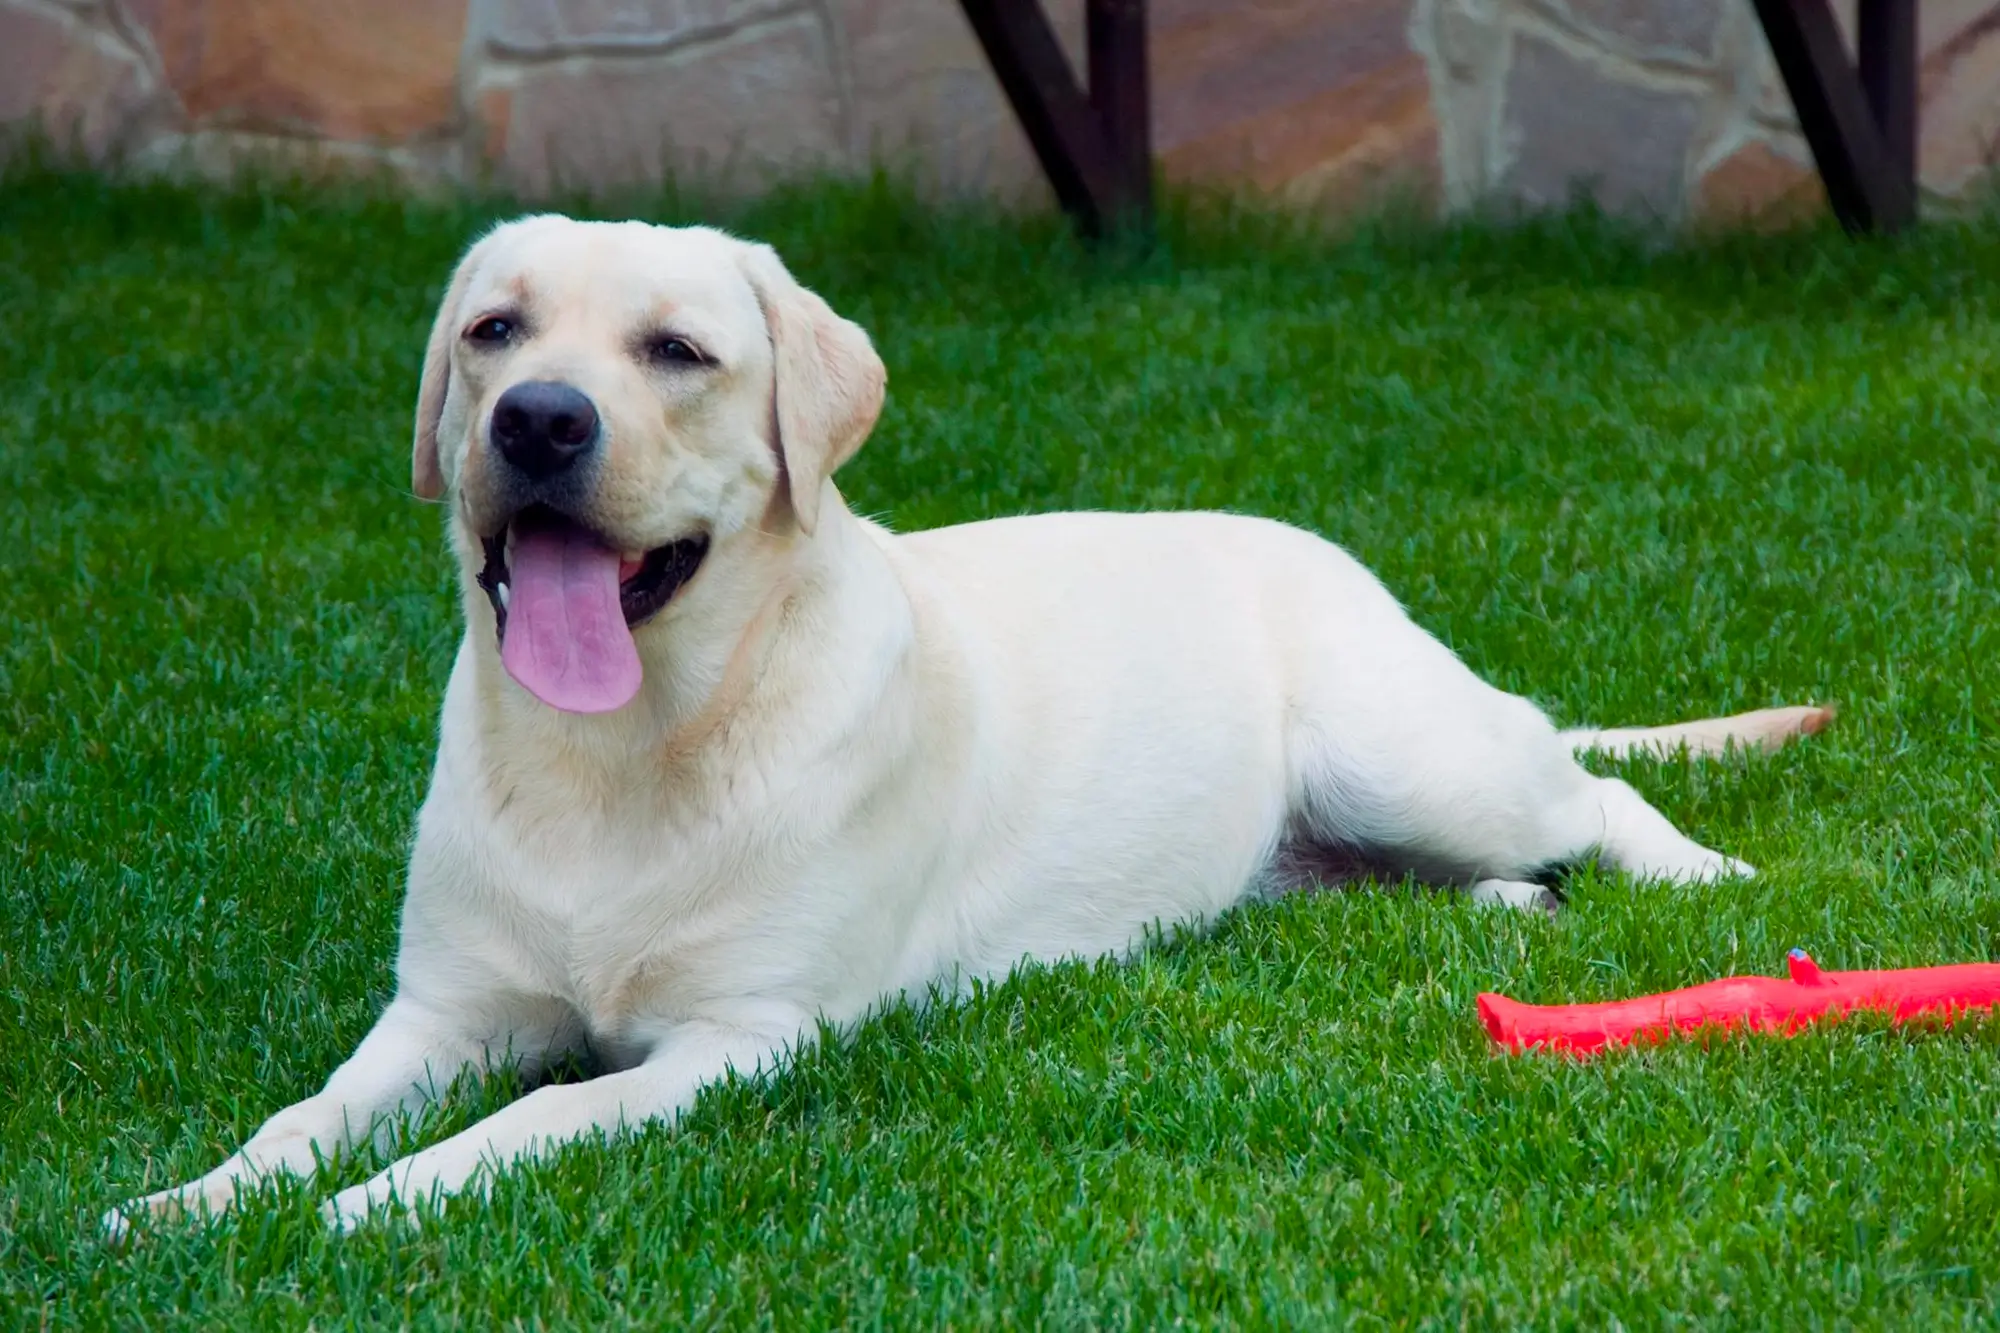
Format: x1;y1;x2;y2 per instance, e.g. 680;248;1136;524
1857;0;1917;188
958;0;1153;238
958;0;1112;233
1750;0;1916;233
1087;0;1152;229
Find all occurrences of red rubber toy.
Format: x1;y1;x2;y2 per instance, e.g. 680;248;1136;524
1478;950;2000;1056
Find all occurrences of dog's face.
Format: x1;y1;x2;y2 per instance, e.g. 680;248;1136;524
411;216;885;714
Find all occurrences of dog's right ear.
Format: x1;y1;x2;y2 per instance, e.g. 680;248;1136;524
733;241;886;537
411;234;498;501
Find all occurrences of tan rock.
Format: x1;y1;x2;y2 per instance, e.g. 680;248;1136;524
1274;66;1440;213
1153;0;1437;212
471;83;512;163
130;126;465;189
1918;10;2000;193
480;12;847;196
1410;0;1513;208
1500;34;1704;216
1917;0;2000;65
482;0;782;55
1694;136;1826;226
124;0;467;141
829;0;1081;200
1558;0;1725;62
0;2;157;157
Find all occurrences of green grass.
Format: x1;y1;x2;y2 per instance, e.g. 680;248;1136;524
7;163;2000;1329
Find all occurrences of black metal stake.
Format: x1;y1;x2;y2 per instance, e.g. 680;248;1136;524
958;0;1153;238
1751;0;1917;233
964;0;1916;239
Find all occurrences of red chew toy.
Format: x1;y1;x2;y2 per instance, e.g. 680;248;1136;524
1478;950;2000;1055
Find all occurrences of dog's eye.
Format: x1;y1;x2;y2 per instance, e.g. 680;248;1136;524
465;316;514;345
647;335;705;367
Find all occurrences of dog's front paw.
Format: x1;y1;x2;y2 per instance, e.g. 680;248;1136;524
100;1205;139;1245
102;1173;239;1243
320;1189;382;1236
323;1180;398;1234
322;1163;435;1235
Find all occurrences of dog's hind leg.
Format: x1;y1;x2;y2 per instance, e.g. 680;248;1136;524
1543;706;1835;882
1289;677;1765;904
1467;878;1564;916
1536;772;1754;884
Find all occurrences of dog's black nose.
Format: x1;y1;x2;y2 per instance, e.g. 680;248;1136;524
490;381;599;479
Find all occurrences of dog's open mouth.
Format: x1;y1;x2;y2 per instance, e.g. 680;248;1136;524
476;505;709;715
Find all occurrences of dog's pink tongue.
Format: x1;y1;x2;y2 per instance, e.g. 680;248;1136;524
500;523;641;714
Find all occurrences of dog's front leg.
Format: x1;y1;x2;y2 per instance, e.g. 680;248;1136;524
322;1016;807;1232
105;994;540;1238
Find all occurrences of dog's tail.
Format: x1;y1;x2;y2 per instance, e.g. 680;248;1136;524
1561;704;1835;759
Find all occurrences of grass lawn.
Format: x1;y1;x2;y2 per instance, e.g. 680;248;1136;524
7;163;2000;1329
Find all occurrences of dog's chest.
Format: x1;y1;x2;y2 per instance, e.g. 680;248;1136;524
466;788;809;1050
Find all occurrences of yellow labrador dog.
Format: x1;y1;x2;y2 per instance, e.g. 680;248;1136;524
111;216;1830;1234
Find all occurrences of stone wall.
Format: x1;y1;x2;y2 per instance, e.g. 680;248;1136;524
7;0;2000;222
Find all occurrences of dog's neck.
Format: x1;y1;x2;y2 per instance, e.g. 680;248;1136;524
458;501;913;797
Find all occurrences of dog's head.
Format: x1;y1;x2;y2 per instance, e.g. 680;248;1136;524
411;216;885;715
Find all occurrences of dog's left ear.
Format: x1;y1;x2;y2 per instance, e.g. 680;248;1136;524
735;243;886;536
411;231;503;501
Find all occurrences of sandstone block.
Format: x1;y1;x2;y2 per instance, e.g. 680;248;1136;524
1915;3;2000;193
479;11;846;196
1500;34;1703;216
829;0;1081;199
1152;0;1437;211
1694;136;1825;225
1559;0;1724;62
0;2;156;157
481;0;782;55
125;0;467;141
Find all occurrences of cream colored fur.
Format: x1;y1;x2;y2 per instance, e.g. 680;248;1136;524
108;216;1830;1236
